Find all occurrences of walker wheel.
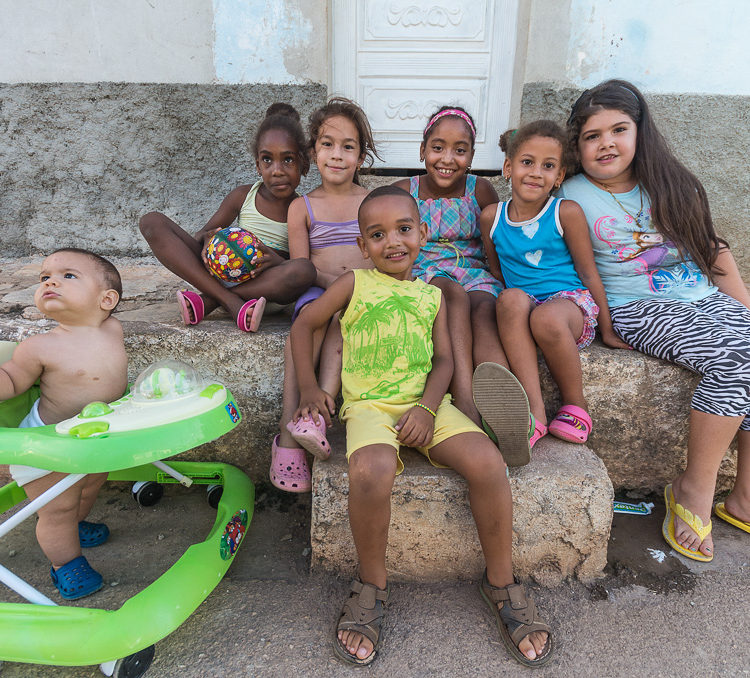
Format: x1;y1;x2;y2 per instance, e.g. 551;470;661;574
132;481;164;507
111;645;155;678
206;484;223;509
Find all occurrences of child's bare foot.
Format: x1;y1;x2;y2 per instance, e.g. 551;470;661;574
723;489;750;525
670;477;714;557
332;580;388;666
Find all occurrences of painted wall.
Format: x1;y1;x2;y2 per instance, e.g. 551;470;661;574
0;0;327;85
524;0;750;95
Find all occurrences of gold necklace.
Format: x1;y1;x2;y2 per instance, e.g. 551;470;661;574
597;181;645;228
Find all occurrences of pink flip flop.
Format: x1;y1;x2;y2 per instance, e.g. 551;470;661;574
529;415;548;449
548;405;592;443
176;289;205;325
270;435;311;493
286;416;331;460
237;297;266;332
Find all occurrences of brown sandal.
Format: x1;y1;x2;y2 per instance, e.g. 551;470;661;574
480;570;554;667
332;579;389;666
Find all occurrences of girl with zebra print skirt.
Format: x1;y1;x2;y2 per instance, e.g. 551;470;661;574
559;79;750;562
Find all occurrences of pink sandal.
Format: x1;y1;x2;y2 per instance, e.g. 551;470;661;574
548;405;592;443
237;297;266;332
286;416;331;460
529;415;548;449
270;435;311;493
176;290;205;325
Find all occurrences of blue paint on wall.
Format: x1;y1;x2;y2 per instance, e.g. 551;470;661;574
213;0;311;84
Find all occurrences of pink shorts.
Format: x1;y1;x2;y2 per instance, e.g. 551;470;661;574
527;288;599;349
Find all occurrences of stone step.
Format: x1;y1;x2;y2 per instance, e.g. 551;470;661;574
0;257;738;493
310;434;614;586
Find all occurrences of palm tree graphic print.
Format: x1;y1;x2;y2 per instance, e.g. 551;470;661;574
344;282;439;402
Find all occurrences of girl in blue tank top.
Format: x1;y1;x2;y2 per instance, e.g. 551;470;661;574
479;121;627;449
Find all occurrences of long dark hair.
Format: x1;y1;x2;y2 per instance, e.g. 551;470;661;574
567;79;724;279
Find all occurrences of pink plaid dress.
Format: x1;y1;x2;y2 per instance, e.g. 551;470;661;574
410;175;502;296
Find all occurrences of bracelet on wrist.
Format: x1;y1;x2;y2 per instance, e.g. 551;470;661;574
415;402;437;417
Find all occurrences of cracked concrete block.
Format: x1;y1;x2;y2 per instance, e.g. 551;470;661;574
311;437;613;585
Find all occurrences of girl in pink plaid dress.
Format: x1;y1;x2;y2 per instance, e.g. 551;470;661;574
393;106;506;424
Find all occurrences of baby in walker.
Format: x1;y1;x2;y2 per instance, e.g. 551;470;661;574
1;248;128;599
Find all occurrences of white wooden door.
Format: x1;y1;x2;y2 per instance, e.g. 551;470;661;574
330;0;519;170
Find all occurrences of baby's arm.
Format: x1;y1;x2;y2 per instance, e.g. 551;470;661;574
478;203;506;285
395;298;452;448
0;337;44;401
560;200;630;349
714;246;750;309
291;272;355;425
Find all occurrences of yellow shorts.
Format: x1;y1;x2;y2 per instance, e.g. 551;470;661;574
341;394;484;474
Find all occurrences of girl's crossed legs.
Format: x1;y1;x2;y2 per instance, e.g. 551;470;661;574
139;212;315;323
341;432;549;664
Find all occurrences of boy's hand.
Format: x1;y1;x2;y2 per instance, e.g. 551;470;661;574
600;328;632;350
249;244;283;278
395;406;434;448
294;387;336;427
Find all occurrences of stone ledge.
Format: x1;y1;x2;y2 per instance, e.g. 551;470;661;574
310;435;614;586
0;257;738;492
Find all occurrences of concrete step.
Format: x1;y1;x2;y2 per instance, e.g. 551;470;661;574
310;434;614;586
0;257;738;494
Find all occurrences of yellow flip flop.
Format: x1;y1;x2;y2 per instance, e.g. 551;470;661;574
714;502;750;534
662;484;713;562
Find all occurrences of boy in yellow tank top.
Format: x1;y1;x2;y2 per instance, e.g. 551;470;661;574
290;186;554;668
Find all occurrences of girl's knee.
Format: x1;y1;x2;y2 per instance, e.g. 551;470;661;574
496;288;532;318
138;211;167;238
529;305;569;340
433;278;469;305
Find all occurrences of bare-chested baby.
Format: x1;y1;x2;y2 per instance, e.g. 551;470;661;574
1;248;127;600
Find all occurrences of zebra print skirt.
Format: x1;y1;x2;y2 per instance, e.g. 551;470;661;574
610;291;750;430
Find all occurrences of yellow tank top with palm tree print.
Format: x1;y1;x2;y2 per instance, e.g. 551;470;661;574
340;268;442;412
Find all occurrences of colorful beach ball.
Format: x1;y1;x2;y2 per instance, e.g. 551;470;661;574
205;226;263;283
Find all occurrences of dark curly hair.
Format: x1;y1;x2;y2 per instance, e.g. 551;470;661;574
252;102;309;175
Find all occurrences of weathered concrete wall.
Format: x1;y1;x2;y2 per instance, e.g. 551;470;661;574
0;83;326;256
0;0;327;85
521;82;750;281
524;0;750;96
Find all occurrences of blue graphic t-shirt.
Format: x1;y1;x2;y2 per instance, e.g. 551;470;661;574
559;174;715;308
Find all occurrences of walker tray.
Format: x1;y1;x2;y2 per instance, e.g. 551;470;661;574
0;356;254;675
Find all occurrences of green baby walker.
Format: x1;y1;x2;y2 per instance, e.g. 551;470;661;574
0;344;254;677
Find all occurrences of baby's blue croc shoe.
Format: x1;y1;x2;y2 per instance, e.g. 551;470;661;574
78;520;110;548
50;555;104;600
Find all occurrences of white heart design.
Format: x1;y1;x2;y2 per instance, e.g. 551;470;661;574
525;249;543;266
521;221;539;239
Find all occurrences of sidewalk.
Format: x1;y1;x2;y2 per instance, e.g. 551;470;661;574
1;481;747;677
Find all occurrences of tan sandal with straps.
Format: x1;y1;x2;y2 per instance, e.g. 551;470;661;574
480;570;554;667
332;579;389;666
